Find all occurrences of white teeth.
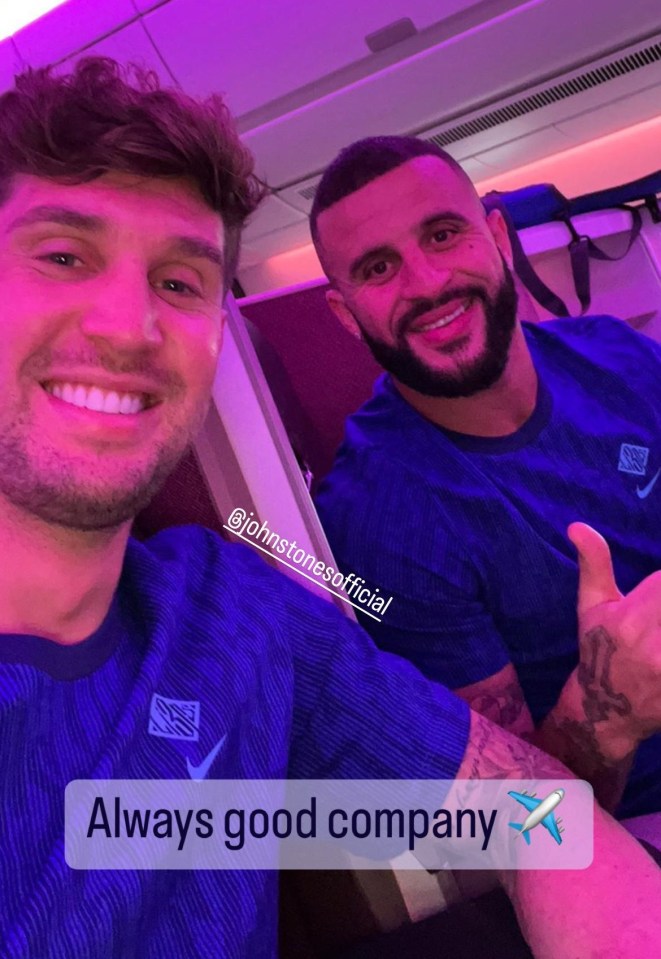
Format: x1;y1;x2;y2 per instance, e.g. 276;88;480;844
86;387;106;413
44;382;148;415
119;393;138;415
418;301;468;333
102;391;122;414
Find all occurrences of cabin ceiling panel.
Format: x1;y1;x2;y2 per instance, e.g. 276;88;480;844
141;0;501;116
456;156;498;180
12;0;137;67
237;245;268;272
441;113;563;163
241;0;661;188
555;84;661;141
275;178;324;215
240;220;313;265
131;0;173;12
473;125;574;172
242;195;307;243
0;39;22;91
428;61;661;163
68;20;174;86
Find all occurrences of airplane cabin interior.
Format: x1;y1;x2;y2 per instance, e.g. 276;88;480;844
1;0;660;955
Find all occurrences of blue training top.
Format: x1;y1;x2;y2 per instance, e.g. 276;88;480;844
0;526;468;957
316;316;661;819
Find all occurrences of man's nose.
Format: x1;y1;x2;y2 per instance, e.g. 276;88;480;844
78;270;162;350
399;251;452;300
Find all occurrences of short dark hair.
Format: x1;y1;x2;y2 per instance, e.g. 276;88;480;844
310;135;470;247
0;57;267;289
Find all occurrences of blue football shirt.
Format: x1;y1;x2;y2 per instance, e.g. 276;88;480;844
316;316;661;818
0;526;468;957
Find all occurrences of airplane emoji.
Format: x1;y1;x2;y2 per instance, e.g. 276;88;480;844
508;788;565;845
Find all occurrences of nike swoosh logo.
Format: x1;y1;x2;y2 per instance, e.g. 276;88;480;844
186;734;227;781
637;467;661;500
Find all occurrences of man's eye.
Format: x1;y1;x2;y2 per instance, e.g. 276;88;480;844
40;252;82;267
431;228;455;245
159;278;201;298
365;261;391;280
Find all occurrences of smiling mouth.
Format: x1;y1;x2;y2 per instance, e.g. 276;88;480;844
41;381;158;415
413;299;471;333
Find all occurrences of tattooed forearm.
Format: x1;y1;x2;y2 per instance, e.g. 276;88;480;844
455;667;535;741
459;628;637;809
538;715;633;812
465;712;566;782
470;681;529;730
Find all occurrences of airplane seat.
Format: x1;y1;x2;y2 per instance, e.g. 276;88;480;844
132;447;224;541
239;282;382;494
132;282;378;537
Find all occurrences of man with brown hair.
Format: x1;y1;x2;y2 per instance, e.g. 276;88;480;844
1;59;661;959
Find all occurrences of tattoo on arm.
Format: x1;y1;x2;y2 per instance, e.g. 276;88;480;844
461;632;635;810
465;712;565;782
470;681;529;730
539;627;634;811
456;667;534;741
459;711;571;903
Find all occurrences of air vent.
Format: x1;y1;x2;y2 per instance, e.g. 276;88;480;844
298;181;320;202
424;40;661;148
288;36;661;208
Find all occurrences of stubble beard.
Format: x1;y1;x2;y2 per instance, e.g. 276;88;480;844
0;406;204;532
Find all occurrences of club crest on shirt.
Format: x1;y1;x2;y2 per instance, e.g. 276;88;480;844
618;443;649;477
148;693;200;741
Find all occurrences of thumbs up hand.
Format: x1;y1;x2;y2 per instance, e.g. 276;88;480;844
567;522;661;758
569;523;622;614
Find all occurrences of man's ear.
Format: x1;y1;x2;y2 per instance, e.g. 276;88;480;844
210;306;226;359
486;208;514;269
326;289;363;341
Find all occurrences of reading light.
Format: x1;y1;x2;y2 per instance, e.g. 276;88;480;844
0;0;69;42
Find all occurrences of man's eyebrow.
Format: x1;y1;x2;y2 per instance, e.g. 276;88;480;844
169;235;224;272
7;209;224;272
7;205;106;233
421;211;471;229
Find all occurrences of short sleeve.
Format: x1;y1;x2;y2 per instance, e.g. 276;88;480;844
316;449;510;689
